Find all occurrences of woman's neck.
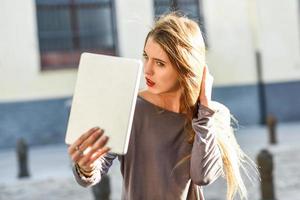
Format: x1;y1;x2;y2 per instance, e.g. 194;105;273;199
158;92;181;113
140;89;182;113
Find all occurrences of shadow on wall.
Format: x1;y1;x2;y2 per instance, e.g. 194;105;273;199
1;80;300;149
213;80;300;125
0;97;71;150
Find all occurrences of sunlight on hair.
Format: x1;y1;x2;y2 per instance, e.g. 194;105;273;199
211;101;259;200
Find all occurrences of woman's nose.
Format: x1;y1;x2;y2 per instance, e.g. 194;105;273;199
144;60;154;76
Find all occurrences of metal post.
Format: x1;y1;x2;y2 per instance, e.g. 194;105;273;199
16;138;30;178
257;149;276;200
267;115;277;144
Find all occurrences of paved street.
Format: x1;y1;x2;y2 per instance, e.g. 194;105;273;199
0;122;299;200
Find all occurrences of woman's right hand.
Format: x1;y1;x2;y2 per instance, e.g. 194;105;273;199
68;127;110;172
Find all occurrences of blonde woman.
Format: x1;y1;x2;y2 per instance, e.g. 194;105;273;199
68;12;255;200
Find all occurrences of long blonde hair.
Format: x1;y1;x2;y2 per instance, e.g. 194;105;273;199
146;12;257;200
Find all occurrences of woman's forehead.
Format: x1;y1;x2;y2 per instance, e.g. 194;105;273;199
144;37;169;61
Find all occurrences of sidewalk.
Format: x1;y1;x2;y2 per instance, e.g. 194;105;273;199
205;122;300;200
0;122;299;200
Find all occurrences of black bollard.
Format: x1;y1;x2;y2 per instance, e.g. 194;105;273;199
266;115;277;144
92;174;111;200
16;138;30;178
257;149;276;200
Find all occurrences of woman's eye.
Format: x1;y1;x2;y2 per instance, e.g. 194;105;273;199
156;61;165;67
142;53;148;60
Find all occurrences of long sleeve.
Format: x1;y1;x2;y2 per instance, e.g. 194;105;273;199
72;152;117;187
190;104;223;186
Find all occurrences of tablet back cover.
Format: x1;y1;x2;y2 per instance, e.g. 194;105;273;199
65;53;142;155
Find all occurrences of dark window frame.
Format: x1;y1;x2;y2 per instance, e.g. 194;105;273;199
153;0;208;46
36;0;118;70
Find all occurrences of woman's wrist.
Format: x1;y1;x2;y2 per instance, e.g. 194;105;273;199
199;98;212;109
76;163;96;177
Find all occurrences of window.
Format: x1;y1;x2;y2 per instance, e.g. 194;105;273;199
154;0;207;45
36;0;117;70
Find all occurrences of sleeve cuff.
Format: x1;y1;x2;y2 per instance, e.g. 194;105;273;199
191;102;215;139
199;103;215;116
74;162;100;183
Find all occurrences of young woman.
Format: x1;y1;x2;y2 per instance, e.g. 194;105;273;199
68;12;255;200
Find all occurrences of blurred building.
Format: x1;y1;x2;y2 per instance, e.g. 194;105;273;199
0;0;299;149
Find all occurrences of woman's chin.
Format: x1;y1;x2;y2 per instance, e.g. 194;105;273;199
146;87;164;95
146;87;158;94
148;86;181;94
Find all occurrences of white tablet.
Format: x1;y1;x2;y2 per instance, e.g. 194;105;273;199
65;52;143;155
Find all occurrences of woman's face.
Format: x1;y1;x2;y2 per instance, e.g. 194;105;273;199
143;37;180;95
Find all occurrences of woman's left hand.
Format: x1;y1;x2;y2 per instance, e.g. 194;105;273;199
199;65;214;108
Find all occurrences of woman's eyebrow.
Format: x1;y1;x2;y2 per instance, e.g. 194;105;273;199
143;51;167;63
153;58;167;63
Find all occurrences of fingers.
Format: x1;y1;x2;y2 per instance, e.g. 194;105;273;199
200;66;207;93
68;127;100;155
199;65;214;106
86;147;111;167
200;65;212;91
71;148;85;163
67;126;111;171
77;129;104;153
79;146;110;168
77;135;110;167
93;134;109;151
69;127;103;164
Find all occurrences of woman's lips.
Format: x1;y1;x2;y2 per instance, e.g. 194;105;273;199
146;78;155;87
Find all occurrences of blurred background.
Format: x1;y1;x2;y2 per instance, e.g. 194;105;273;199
0;0;299;199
